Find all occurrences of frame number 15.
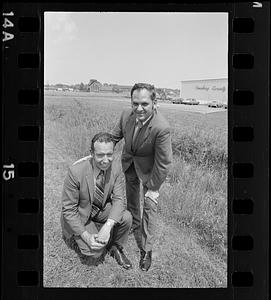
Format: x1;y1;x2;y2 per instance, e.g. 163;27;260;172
3;164;15;181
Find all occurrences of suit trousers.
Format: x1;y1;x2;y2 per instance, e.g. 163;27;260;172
74;203;132;258
125;163;158;252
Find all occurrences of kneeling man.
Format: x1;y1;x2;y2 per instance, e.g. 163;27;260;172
61;132;133;269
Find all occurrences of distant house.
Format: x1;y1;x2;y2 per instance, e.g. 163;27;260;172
87;79;102;92
87;79;132;94
87;79;115;92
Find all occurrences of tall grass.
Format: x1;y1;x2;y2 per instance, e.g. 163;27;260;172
160;156;227;261
45;98;227;261
45;99;121;159
171;129;227;170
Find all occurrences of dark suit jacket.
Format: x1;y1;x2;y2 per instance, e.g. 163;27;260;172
60;158;125;238
112;108;172;191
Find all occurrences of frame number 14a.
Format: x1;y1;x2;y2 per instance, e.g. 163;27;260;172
2;11;14;42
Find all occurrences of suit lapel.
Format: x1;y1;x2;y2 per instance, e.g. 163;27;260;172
86;159;95;203
125;112;136;152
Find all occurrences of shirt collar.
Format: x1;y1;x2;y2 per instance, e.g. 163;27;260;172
135;113;153;127
92;160;104;179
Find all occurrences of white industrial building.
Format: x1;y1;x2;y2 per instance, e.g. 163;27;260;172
180;78;228;104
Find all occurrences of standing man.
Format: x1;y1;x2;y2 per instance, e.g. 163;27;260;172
61;132;133;270
111;83;172;271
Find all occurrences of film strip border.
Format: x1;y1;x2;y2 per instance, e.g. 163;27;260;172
2;4;42;299
230;3;269;298
2;2;269;299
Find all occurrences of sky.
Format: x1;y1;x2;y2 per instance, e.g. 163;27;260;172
44;12;228;89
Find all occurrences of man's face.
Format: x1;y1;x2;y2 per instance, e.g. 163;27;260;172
131;88;155;122
92;141;114;171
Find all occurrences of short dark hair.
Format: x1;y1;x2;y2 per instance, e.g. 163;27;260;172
91;132;114;152
130;83;156;102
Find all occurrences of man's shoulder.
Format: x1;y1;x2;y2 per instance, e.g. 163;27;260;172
110;159;122;176
153;111;171;130
68;159;91;178
121;108;133;119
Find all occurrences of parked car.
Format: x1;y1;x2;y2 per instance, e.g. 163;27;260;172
224;103;228;109
208;100;224;108
182;98;200;105
172;98;184;104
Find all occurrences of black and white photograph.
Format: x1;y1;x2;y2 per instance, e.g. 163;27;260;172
44;11;228;288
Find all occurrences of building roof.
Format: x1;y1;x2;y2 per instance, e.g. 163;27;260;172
88;79;101;86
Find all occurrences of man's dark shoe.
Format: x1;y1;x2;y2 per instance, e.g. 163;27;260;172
139;250;152;271
108;245;133;270
82;254;105;266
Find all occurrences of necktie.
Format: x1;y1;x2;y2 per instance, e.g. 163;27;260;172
132;120;143;147
90;170;105;219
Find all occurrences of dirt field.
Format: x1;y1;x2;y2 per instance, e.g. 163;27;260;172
44;92;227;288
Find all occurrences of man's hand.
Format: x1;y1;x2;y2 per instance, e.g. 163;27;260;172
95;224;111;245
81;231;105;250
95;219;115;245
145;190;159;204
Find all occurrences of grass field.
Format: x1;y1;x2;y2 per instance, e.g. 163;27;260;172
44;93;227;288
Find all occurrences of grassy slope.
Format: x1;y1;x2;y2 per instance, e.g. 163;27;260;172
44;95;227;288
